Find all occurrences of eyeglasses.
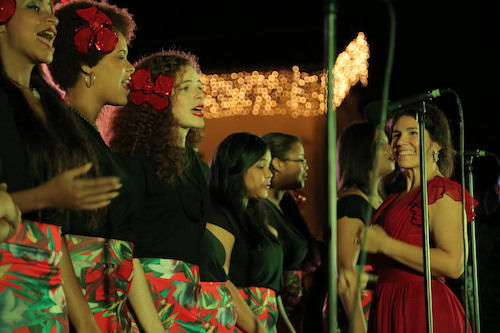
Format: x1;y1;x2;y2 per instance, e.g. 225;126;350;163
282;158;308;166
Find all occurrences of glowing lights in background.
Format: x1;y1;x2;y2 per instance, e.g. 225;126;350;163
332;32;369;108
202;32;369;119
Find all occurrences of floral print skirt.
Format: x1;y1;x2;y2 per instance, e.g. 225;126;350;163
233;286;278;333
134;258;205;333
64;234;134;332
199;281;237;332
281;270;303;315
0;219;68;332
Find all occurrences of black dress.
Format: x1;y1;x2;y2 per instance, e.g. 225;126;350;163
63;116;139;332
0;91;68;331
207;200;283;332
118;148;208;331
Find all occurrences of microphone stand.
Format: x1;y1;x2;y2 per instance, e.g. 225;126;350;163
349;2;396;333
417;102;434;333
465;155;481;333
325;0;338;332
451;90;472;333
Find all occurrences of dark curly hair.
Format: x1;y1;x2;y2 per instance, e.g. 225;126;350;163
389;103;455;178
209;132;278;251
49;0;136;91
108;49;204;186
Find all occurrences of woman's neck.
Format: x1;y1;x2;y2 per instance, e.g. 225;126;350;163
266;188;285;209
176;127;189;148
403;164;442;193
64;91;100;123
3;54;35;89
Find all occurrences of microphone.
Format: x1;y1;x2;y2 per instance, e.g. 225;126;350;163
465;149;494;157
363;88;451;125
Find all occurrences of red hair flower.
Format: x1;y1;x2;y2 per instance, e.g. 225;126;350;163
0;0;16;24
73;6;118;54
129;69;174;111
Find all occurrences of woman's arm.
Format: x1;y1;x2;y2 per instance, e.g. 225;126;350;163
337;216;367;333
206;223;268;333
11;163;121;213
366;194;465;278
127;258;165;332
60;239;101;332
227;280;269;333
276;294;296;333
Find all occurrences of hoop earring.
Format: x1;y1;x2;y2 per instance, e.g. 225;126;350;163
432;151;440;163
84;73;96;88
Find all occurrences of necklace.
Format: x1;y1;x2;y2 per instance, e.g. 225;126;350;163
10;78;41;100
69;107;100;133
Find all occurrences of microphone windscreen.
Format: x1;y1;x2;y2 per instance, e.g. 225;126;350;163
363;100;385;125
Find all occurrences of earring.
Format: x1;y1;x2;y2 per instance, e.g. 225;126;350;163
84;73;96;88
432;151;440;163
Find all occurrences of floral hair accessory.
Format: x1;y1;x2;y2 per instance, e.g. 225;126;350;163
0;0;16;24
129;69;174;111
73;6;118;54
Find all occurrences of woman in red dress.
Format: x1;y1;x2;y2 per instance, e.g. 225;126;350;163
365;104;476;333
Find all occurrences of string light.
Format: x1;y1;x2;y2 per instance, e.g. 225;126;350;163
201;32;369;119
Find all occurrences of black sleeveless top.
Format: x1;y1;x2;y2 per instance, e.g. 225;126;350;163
63;117;138;243
199;200;235;282
265;198;309;271
0;93;64;225
337;194;373;266
337;194;373;223
208;201;284;293
118;148;208;265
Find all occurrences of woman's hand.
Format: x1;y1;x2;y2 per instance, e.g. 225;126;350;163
364;224;389;254
11;163;122;214
39;162;122;210
0;186;21;242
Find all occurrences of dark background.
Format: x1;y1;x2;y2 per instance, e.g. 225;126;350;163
112;0;499;205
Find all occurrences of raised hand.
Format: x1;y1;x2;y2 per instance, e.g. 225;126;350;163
11;163;122;213
40;162;122;210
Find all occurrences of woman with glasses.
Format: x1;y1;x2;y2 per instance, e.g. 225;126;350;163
262;132;321;332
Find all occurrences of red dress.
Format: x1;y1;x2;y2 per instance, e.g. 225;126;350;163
368;177;477;333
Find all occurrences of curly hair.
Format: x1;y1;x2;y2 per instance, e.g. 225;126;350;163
49;0;136;91
389;103;456;178
108;49;204;186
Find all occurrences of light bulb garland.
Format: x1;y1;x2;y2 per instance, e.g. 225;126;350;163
201;32;369;119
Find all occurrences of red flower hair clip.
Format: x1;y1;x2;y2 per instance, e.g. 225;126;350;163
129;69;174;111
73;6;118;54
0;0;16;24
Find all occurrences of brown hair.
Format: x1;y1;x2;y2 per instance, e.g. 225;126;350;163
389;103;456;178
